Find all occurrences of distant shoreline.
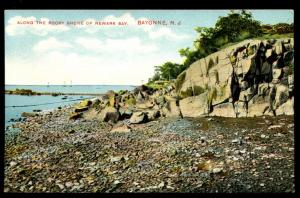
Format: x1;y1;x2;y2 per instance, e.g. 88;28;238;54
5;90;104;96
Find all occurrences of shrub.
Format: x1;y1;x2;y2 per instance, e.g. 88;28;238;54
125;97;136;106
229;55;237;65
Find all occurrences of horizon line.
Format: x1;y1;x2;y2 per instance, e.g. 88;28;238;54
5;84;138;86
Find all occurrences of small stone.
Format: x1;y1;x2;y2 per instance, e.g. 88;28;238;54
233;157;239;161
65;182;73;187
10;161;17;167
288;147;294;152
113;180;121;185
260;183;265;187
158;181;165;188
28;181;33;185
268;125;282;130
57;183;64;190
261;134;266;138
231;139;239;143
110;156;123;163
212;168;222;173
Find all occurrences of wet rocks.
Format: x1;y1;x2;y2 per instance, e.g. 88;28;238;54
69;112;82;120
21;112;38;117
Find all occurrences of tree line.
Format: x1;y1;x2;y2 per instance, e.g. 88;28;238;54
148;10;293;83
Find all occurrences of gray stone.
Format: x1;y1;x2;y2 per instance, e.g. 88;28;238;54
179;92;209;117
275;97;294;116
130;112;148;124
162;101;181;118
211;103;236;117
146;110;160;121
99;107;120;123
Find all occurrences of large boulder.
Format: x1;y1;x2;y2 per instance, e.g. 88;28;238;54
99;107;120;123
130;112;148;124
234;101;248;117
162;101;181;118
69;112;82;120
247;94;270;117
275;97;294;115
145;110;160;121
179;92;209;117
119;107;133;119
21;112;38;117
77;99;92;108
273;84;289;109
74;107;89;112
210;103;236;117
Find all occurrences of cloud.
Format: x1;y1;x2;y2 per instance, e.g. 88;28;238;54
75;37;103;51
6;16;69;36
33;37;72;52
75;37;158;53
148;27;190;40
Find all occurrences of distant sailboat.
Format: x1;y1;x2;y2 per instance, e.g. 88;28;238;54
70;80;72;87
63;81;66;87
47;82;50;87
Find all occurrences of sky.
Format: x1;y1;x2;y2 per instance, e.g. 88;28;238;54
5;10;294;85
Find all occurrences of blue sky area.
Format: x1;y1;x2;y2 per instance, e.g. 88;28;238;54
5;10;293;85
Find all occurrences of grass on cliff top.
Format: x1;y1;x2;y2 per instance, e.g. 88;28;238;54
145;81;172;91
219;33;294;50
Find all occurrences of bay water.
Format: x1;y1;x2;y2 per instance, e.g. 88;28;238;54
5;85;135;128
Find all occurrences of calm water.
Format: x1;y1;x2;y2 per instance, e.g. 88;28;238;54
5;85;135;94
5;85;135;128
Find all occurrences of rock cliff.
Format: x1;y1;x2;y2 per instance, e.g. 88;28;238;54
70;38;294;124
176;38;294;117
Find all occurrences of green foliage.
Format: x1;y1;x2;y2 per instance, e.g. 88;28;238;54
118;90;127;95
152;62;183;82
148;10;294;84
194;86;206;96
247;46;254;56
12;89;38;96
261;23;293;35
145;81;171;91
125;97;136;106
229;55;237;65
92;99;101;110
179;85;206;98
180;87;194;98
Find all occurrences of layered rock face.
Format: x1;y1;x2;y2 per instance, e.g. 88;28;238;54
176;38;294;117
70;38;293;124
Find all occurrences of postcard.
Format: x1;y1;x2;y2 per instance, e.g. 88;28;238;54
4;9;294;193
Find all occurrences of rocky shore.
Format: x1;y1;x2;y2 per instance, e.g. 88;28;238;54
4;37;294;193
5;95;294;192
